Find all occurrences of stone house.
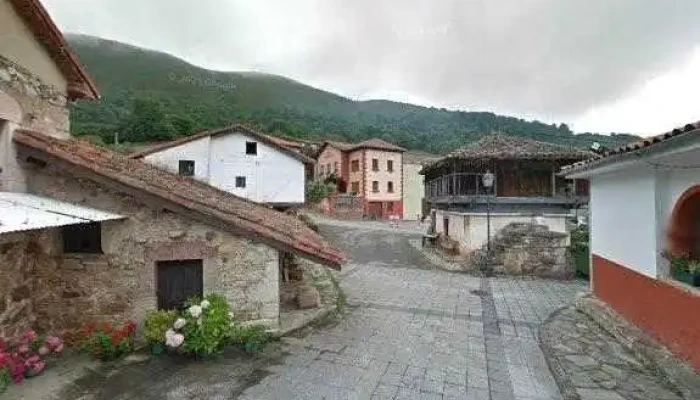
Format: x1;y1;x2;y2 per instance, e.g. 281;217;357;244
562;123;700;369
316;138;406;219
130;125;316;209
0;0;343;340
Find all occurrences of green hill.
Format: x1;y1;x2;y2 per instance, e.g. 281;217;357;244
67;34;638;154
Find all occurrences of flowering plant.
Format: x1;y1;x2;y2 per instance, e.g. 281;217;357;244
164;294;232;357
79;320;136;361
0;330;64;386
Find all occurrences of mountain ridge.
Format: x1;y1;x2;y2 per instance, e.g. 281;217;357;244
66;33;639;153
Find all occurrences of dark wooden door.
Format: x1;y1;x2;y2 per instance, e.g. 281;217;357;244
156;259;203;310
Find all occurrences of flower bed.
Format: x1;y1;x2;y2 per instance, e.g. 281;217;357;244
145;293;274;358
0;329;64;394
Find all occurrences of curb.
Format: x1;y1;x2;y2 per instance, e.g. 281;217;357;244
574;295;700;400
538;305;582;400
275;305;338;338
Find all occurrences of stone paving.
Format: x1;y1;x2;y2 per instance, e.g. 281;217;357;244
540;306;685;400
240;220;589;399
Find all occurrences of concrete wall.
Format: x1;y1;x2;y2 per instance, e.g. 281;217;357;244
0;0;67;91
590;167;659;278
210;132;305;204
364;149;402;201
0;162;282;339
142;131;306;204
144;136;211;181
403;162;424;220
435;209;569;254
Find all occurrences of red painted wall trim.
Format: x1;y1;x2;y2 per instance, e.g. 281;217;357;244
592;254;700;369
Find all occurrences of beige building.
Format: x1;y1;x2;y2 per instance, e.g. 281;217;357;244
0;0;343;339
315;138;405;219
402;151;440;220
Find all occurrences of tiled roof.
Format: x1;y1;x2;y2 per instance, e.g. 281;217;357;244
13;130;344;269
128;124;315;164
322;138;406;153
264;135;304;150
8;0;99;99
562;121;700;174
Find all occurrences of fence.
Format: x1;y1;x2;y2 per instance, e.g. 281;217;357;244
425;173;492;198
317;194;364;220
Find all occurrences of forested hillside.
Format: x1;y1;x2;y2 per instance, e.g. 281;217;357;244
67;34;638;154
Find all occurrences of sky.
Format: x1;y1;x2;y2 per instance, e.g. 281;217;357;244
42;0;700;136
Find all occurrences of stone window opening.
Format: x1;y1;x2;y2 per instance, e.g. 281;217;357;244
387;181;394;193
178;160;195;176
372;159;379;171
350;181;360;194
372;181;379;193
235;176;246;188
387;160;394;172
351;160;360;172
245;141;258;155
62;222;102;254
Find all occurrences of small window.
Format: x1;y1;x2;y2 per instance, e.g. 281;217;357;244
372;159;379;171
443;218;450;237
372;181;379;192
351;182;360;194
178;160;195;176
351;160;360;172
387;181;394;192
63;222;102;254
245;141;258;155
235;176;246;188
387;160;394;172
333;162;338;173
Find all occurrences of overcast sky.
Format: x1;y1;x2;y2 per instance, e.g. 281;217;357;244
43;0;700;136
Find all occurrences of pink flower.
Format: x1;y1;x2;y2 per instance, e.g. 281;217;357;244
46;336;62;349
30;360;46;374
54;344;64;354
22;330;38;344
38;346;50;356
17;344;29;354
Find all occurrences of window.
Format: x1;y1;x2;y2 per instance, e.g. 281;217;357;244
333;162;338;173
372;181;379;192
178;160;195;176
63;222;102;253
443;218;450;237
351;181;360;194
387;160;394;172
387;181;394;192
235;176;246;188
245;141;258;155
372;159;379;171
351;160;360;172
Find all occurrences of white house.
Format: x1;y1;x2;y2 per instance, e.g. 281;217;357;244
130;124;314;207
402;151;439;220
562;122;700;370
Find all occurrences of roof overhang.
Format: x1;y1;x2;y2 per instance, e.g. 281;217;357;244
560;133;700;179
0;192;125;234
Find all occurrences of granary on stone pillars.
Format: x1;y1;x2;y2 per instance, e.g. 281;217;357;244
421;134;592;255
0;0;343;340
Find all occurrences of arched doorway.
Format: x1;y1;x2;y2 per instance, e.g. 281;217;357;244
667;185;700;257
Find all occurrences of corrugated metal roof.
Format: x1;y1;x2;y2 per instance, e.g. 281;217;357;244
0;192;125;234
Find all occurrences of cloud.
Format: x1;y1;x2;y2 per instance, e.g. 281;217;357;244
43;0;700;126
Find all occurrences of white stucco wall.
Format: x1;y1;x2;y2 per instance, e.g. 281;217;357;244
0;0;67;92
589;167;659;278
209;133;305;204
434;210;569;254
142;132;306;204
143;136;211;180
403;163;424;220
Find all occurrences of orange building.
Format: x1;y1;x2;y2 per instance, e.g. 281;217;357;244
316;139;405;219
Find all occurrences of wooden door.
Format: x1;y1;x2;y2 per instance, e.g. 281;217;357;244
156;259;203;310
367;202;382;219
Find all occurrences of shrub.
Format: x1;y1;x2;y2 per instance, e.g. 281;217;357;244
144;310;177;344
169;294;232;357
0;330;64;385
229;325;273;354
306;180;333;204
79;321;136;361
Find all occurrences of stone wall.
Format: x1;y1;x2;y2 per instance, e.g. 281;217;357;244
472;223;574;279
0;55;69;137
0;162;281;340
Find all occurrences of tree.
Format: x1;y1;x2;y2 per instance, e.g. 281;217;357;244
121;98;176;142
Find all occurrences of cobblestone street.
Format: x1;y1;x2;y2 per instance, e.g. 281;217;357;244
241;219;589;400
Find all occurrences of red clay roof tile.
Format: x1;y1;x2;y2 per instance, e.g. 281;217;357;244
13;129;344;269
